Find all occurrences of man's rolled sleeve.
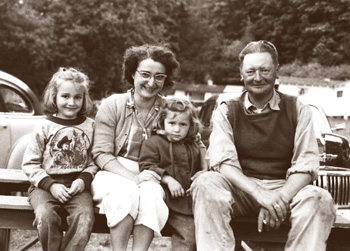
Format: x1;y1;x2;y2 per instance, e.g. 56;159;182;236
286;100;319;180
206;103;242;171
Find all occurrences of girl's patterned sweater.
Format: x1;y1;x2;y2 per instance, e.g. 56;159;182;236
22;115;99;191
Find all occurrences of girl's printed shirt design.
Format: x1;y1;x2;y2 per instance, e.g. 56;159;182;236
50;127;91;170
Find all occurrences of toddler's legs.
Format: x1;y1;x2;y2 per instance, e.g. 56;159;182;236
167;211;196;251
62;191;95;251
29;187;63;251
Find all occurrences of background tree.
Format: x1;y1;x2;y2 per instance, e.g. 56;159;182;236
0;0;349;98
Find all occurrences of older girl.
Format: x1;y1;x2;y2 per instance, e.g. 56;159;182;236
22;67;98;251
91;44;180;250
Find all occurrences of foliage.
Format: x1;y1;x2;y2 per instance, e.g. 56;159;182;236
280;62;350;81
0;0;349;98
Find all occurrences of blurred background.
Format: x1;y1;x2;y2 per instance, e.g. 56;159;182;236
1;0;350;100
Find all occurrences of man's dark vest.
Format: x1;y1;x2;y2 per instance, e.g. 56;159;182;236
225;91;298;179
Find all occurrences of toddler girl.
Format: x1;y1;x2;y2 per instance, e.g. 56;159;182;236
22;67;98;251
139;98;207;251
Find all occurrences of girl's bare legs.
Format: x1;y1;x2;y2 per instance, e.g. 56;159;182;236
110;215;134;250
132;225;154;251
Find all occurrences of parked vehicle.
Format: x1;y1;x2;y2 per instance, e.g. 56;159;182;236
0;71;44;169
198;93;350;169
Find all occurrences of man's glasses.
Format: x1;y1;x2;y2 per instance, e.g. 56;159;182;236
136;70;167;83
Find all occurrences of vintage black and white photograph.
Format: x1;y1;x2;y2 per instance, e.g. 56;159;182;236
1;0;350;250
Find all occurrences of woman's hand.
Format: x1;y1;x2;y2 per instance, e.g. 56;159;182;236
49;183;71;203
134;170;161;185
163;175;185;198
68;179;85;196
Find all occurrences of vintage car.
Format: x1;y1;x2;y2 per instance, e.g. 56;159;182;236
0;71;44;169
198;93;350;169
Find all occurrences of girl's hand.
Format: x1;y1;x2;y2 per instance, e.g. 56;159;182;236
68;179;85;196
49;183;71;203
134;170;161;185
163;176;185;198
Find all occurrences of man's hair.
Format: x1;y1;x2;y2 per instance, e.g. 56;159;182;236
239;40;279;67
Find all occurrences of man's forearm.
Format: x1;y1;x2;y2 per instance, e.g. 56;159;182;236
220;164;262;200
279;173;312;202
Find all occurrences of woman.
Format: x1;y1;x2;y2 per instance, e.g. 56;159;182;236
91;44;180;250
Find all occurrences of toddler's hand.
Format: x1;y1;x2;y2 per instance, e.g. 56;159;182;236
68;179;85;196
49;183;71;203
164;176;185;198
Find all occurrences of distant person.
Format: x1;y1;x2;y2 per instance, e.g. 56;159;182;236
91;44;180;250
139;98;208;251
22;67;98;251
191;40;336;251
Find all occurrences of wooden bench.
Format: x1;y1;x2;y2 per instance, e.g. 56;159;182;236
1;169;350;251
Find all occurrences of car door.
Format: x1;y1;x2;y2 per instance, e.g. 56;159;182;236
0;84;40;169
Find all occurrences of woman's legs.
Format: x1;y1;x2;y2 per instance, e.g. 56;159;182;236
136;181;169;236
91;171;140;250
110;215;134;250
132;225;154;251
133;181;168;250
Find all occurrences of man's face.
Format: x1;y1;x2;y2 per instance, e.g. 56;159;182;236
240;52;278;100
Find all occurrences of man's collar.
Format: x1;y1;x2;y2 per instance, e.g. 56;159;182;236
244;89;281;112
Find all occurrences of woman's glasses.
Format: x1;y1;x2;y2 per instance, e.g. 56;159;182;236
136;70;167;83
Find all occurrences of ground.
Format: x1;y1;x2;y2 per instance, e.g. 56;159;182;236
10;230;172;250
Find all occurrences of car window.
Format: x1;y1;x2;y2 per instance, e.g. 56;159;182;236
198;96;218;127
0;85;32;113
309;105;331;136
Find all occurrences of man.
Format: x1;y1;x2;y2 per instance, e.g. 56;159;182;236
191;40;336;251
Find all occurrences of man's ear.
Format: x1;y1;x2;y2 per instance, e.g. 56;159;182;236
239;68;243;81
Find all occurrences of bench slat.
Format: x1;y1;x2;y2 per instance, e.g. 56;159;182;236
0;169;29;184
0;195;31;210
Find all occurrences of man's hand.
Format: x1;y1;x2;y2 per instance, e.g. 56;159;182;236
258;207;283;232
68;179;85;196
163;175;185;198
254;188;290;233
49;183;71;203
